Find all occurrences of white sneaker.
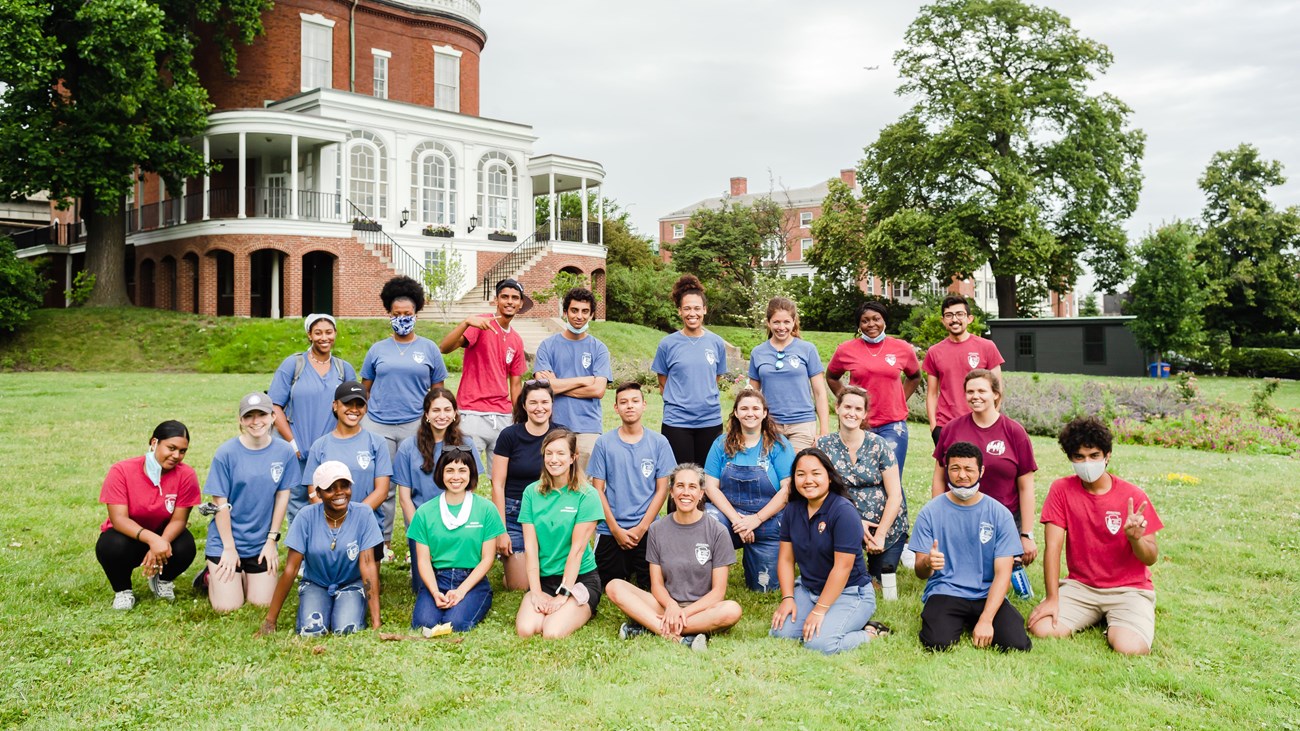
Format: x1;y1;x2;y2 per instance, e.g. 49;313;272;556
900;545;916;571
382;545;395;563
148;575;176;601
684;634;708;652
112;590;136;610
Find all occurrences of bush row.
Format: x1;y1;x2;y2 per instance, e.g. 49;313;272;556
1173;347;1300;379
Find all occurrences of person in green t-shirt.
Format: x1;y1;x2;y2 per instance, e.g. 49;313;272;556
516;430;604;639
408;447;504;632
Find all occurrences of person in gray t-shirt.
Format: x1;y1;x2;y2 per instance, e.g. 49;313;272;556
606;463;743;648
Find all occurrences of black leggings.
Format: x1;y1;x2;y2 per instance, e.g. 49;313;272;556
919;594;1031;652
95;528;196;592
661;424;722;468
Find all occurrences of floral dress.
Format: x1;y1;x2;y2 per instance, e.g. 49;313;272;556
816;432;909;547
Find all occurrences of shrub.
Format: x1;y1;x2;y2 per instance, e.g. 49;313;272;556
1227;348;1300;379
0;238;46;334
609;357;658;387
605;265;679;332
65;270;95;307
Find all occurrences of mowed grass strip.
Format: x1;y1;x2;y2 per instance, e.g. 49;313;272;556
1;372;1298;728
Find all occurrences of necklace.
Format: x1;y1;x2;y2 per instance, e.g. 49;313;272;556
325;511;347;550
863;336;887;357
393;338;415;357
308;349;330;365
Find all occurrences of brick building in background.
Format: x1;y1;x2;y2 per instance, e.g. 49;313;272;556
18;0;607;319
659;171;1075;318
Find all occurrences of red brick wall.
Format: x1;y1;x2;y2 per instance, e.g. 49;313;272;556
474;249;607;320
195;0;485;114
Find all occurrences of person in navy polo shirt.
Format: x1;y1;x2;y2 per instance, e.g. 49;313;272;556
770;448;890;654
911;441;1031;652
533;287;612;471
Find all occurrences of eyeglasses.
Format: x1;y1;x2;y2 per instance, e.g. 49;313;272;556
941;312;968;321
525;378;550;387
774;351;786;370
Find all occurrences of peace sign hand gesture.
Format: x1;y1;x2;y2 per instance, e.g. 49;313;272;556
1124;498;1149;542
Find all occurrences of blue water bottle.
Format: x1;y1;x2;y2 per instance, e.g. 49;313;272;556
1011;559;1034;600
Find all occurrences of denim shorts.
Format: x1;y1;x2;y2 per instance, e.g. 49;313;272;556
503;497;525;554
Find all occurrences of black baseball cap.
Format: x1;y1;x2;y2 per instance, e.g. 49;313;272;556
495;278;534;314
334;380;368;404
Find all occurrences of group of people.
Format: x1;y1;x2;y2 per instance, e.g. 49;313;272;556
95;277;1163;655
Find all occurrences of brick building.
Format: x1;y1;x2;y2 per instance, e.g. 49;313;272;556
658;171;1077;318
19;0;607;319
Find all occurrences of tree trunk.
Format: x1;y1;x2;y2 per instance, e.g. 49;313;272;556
995;273;1018;318
83;192;132;307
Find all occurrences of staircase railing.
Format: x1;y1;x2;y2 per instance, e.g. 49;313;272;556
481;226;549;300
346;200;427;287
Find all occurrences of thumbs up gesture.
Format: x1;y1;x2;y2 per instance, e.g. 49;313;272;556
928;539;945;572
1124;498;1149;542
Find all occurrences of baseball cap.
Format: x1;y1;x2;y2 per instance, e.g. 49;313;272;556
495;278;534;314
239;392;273;417
334;380;367;404
313;460;354;490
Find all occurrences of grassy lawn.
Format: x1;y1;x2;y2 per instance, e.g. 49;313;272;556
2;371;1297;729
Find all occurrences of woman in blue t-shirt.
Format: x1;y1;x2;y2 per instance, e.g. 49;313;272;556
653;274;728;468
770;447;890;654
703;388;794;593
748;296;829;452
204;393;300;613
360;276;449;560
258;461;383;636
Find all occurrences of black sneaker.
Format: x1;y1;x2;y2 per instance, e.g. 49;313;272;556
192;567;209;596
618;622;649;640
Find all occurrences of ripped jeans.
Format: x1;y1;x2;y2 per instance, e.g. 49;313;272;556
296;579;367;636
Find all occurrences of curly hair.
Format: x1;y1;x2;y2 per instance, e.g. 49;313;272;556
723;388;784;458
416;387;465;474
671;274;707;308
380;275;425;313
1058;416;1113;456
944;440;983;469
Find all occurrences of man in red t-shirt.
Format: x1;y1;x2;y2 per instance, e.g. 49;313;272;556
1029;417;1163;655
922;295;1004;443
438;278;532;478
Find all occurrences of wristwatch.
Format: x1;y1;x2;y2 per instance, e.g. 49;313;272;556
555;585;572;598
267;531;281;542
1020;532;1033;539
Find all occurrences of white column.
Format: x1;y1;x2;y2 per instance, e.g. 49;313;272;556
580;177;588;244
290;134;300;220
179;179;187;224
64;255;73;307
549;171;557;241
237;132;247;219
464;145;476;234
202;136;211;221
271;254;282;319
597;185;603;244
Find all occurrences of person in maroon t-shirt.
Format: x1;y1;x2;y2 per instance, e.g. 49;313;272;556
1030;417;1163;656
932;369;1038;564
922;295;1004;444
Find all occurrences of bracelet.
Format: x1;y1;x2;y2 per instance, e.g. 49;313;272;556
810;609;827;617
815;602;831;609
781;595;794;601
135;527;144;541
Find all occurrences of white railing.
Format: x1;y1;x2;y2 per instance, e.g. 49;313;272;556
397;0;480;24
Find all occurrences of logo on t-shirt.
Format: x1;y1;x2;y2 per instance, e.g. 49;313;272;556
788;355;802;370
561;506;577;514
413;351;426;364
758;457;770;471
640;459;654;478
164;494;177;513
356;451;372;470
817;521;827;534
985;440;1006;456
582;352;592;369
346;540;360;561
1105;511;1122;535
271;462;284;484
695;543;711;565
885;353;897;367
979;521;993;544
505;347;517;365
967;352;981;368
705;349;717;365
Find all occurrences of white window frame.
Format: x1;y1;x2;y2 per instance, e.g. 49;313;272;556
372;48;390;100
346;131;388;220
300;14;335;92
477;152;517;231
797;237;813;262
799;211;813;228
892;282;912;299
434;45;462;113
672;223;684;239
411;141;457;226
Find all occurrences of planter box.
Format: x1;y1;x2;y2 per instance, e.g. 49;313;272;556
352;222;382;231
423;230;454;238
488;233;517;243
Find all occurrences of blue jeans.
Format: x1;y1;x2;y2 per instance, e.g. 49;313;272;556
770;579;878;654
867;533;908;582
705;504;781;593
871;420;909;479
503;497;524;554
296;579;367;636
411;567;493;632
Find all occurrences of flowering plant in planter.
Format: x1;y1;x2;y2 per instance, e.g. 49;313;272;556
423;225;454;237
351;216;381;230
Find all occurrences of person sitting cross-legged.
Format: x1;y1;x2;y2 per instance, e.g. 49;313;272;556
910;441;1032;652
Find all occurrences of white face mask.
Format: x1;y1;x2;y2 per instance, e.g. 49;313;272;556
1073;459;1108;483
564;320;589;335
949;481;980;501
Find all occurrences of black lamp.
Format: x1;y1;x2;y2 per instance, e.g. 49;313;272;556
467;214;478;234
399;208;410;228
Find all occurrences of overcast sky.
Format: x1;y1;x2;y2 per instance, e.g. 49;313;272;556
478;0;1300;287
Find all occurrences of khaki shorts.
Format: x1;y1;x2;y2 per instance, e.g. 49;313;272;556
1057;579;1156;648
777;421;818;452
576;432;600;473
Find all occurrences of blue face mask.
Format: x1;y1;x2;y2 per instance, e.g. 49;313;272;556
390;314;416;337
860;331;887;344
565;320;589;335
144;447;163;488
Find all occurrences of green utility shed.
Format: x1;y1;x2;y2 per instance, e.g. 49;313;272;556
987;316;1148;377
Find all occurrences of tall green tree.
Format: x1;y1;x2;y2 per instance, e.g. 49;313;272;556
0;0;269;306
1126;222;1206;363
1196;144;1300;344
835;0;1144;316
666;198;785;325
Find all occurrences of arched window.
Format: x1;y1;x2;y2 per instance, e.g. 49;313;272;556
346;131;388;220
411;141;457;226
477;151;517;231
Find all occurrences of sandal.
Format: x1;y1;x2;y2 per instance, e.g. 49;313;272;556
865;620;892;638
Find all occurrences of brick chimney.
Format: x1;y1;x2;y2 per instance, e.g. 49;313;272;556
840;169;857;188
730;176;748;196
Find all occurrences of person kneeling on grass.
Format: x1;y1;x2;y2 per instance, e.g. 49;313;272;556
770;448;890;654
408;447;503;632
910;441;1031;652
516;430;604;639
606;463;743;651
1029;417;1163;656
258;461;382;636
